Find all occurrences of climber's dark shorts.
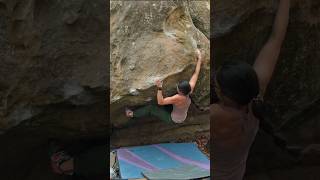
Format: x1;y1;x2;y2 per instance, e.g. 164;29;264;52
133;104;173;123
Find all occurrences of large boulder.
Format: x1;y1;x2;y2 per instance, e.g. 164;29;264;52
188;0;210;38
0;1;107;179
110;1;210;126
0;0;108;136
213;0;320;178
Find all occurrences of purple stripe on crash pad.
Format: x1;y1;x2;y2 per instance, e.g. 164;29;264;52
124;149;159;170
153;145;210;170
117;148;159;171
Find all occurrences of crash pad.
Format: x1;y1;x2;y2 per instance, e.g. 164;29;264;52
142;165;210;179
116;143;210;179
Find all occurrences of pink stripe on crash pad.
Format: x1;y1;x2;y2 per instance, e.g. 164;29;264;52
153;144;210;170
117;148;159;171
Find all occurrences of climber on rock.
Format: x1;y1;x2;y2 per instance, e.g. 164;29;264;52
211;0;290;180
125;48;203;124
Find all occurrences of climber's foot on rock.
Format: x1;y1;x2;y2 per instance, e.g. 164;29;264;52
125;108;133;118
144;97;153;103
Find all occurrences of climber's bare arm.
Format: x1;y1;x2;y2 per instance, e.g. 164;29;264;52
155;79;178;105
158;94;179;105
189;49;203;93
253;0;290;96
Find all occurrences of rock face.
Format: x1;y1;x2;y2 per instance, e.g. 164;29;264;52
188;1;210;38
213;0;320;178
0;0;108;136
0;0;107;179
110;1;210;126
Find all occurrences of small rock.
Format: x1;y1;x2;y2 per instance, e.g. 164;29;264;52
129;88;139;96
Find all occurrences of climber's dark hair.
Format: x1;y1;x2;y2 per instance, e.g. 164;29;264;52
177;80;191;95
216;60;260;105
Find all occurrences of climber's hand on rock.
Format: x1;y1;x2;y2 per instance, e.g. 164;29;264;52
155;79;163;88
195;49;203;63
195;49;201;60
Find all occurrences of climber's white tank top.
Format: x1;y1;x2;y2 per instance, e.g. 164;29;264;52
171;96;191;123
